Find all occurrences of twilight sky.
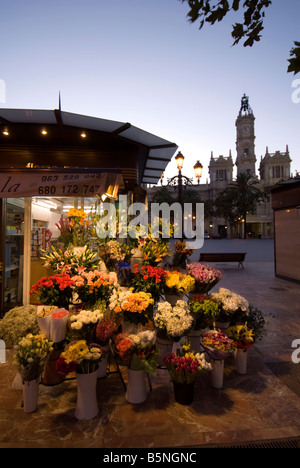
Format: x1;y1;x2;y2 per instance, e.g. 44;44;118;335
1;0;299;183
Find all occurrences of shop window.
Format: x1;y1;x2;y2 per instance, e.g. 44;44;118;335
4;199;24;312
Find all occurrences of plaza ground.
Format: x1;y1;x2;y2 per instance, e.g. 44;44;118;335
0;239;300;448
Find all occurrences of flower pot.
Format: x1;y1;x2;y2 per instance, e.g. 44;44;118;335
98;260;108;273
74;370;99;420
23;378;39;413
214;321;230;334
97;350;109;379
43;349;65;386
235;348;248;375
125;369;147;404
12;370;23;390
187;329;203;354
173;380;195;405
108;271;118;285
156;336;173;367
211;359;224;389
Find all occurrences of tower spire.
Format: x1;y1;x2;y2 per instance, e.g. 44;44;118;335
239;93;252;116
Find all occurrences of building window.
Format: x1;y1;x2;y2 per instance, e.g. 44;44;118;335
275;166;281;178
216;170;226;181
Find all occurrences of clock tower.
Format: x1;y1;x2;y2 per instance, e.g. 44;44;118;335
235;94;256;176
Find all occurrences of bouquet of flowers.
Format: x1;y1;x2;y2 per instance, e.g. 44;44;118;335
0;305;39;348
138;238;171;266
187;263;222;295
67;208;90;247
154;300;193;341
55;217;73;248
29;273;75;309
109;290;154;326
163;271;195;297
69;308;105;343
50;308;69;343
14;333;53;381
98;240;126;271
172;240;194;268
229;305;266;343
114;330;159;375
71;270;115;308
188;295;220;330
96;315;118;346
131;264;167;302
40;245;98;275
36;306;69;342
56;340;103;375
211;288;249;322
201;329;234;360
227;324;255;350
56;208;90;248
163;339;212;384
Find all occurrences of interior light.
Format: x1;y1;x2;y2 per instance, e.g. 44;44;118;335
33;199;57;210
2;128;9;136
103;172;121;199
41;129;47;135
81;132;86;138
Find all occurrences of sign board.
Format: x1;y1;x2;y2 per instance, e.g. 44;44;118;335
0;168;122;198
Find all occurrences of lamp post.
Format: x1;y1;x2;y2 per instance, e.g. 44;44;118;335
166;151;203;239
175;151;184;207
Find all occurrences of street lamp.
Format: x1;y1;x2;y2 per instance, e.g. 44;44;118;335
166;151;203;239
167;151;203;191
194;160;203;184
175;151;184;171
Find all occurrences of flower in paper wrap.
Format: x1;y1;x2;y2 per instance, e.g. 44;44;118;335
14;333;53;381
114;330;159;375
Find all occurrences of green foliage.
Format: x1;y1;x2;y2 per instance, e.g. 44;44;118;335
189;295;220;329
215;173;269;237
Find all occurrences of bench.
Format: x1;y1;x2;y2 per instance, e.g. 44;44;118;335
199;252;247;269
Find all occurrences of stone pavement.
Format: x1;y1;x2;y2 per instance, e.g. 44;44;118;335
0;256;300;448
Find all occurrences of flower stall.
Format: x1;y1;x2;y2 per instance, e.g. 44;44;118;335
0;223;266;417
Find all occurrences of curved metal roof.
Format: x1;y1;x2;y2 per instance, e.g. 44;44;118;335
0;108;178;185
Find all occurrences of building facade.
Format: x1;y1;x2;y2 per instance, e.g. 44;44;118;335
147;94;293;239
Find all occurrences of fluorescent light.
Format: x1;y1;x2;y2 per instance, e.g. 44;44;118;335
33;199;57;210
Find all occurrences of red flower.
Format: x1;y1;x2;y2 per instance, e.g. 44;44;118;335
56;357;77;376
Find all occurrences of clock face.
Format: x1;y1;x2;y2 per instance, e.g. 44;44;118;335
243;126;249;134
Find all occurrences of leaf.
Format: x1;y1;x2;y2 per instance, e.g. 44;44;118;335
232;0;241;11
232;22;245;45
287;41;300;75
